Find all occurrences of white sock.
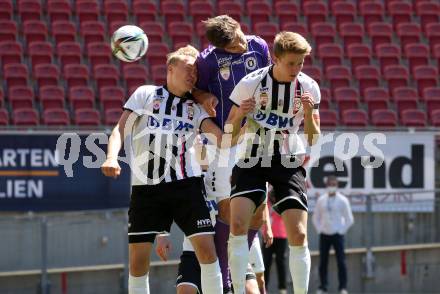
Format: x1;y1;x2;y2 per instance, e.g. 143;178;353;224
200;259;223;294
228;234;249;294
129;274;150;294
289;245;311;294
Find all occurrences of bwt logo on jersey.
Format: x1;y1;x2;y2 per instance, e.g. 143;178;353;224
196;218;212;228
147;116;194;131
253;111;295;128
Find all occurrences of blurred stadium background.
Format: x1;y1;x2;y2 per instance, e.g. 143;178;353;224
0;0;439;293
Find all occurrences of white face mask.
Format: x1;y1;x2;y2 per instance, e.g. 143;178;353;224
327;186;337;194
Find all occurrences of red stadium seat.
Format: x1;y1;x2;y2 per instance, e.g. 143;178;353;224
368;22;393;51
319;109;338;127
423;87;440;120
342;109;368;127
34;64;60;88
311;23;336;46
104;108;122;125
39;86;65;110
364;87;389;116
371;109;397;127
168;22;193;47
433;44;440;73
0;20;16;42
80;21;105;46
133;0;157;23
401;109;426;127
196;22;209;48
218;2;242;22
151;65;167;85
281;23;308;38
9;86;34;110
18;0;41;22
140;22;164;43
57;42;81;69
430;109;440;126
303;1;327;30
109;21;132;37
43;109;70;125
426;23;440;54
76;0;99;24
189;1;213;28
397;23;422;50
4;64;28;88
63;64;89;88
0;0;12;20
347;44;371;73
405;44;430;74
0;109;9;125
75;109;100;126
104;1;128;30
334;87;360;113
0;88;3;108
392;87;419;117
13;109;39;126
69;86;95;111
28;41;53;68
384;65;409;94
302;65;322;85
355;65;380;96
100;86;125;111
318;43;343;71
339;23;363;52
162;1;185;31
414;65;439;96
123;64;149;92
52;21;76;44
416;2;440;32
255;23;278;45
47;0;71;24
318;87;330;109
87;42;112;70
0;41;22;68
23;20;48;45
388;1;412;30
331;1;356;30
247;1;271;30
326;65;351;93
275;2;298;28
94;64;119;91
359;1;384;28
376;44;401;74
146;43;170;69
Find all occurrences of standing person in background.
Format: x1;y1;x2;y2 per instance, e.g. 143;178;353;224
262;187;288;294
313;176;354;294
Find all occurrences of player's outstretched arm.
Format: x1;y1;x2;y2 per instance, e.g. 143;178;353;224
224;97;256;143
301;91;321;146
101;110;131;178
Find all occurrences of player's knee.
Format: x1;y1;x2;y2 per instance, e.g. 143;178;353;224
129;250;149;275
177;285;198;294
194;242;217;264
230;217;249;235
290;225;307;245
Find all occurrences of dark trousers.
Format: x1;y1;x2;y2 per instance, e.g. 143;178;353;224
262;237;287;290
319;233;347;291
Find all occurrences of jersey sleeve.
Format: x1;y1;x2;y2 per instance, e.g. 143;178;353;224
195;54;211;92
229;79;252;107
123;85;153;115
195;104;212;130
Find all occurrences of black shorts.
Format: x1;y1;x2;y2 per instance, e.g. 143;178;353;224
230;156;308;215
177;251;201;293
128;177;214;243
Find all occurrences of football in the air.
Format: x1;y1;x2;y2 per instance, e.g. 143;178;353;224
111;25;149;62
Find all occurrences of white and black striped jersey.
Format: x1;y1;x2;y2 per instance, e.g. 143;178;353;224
229;65;321;158
123;85;211;186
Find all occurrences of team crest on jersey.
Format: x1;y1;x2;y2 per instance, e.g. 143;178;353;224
260;92;268;108
245;57;257;70
153;98;161;110
220;66;230;80
187;101;194;120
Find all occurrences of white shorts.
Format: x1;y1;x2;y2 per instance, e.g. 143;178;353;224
249;235;265;274
204;144;242;200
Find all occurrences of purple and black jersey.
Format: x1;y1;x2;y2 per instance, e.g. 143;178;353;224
196;35;271;129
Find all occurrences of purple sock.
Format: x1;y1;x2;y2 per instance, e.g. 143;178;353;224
248;228;258;249
214;218;231;290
